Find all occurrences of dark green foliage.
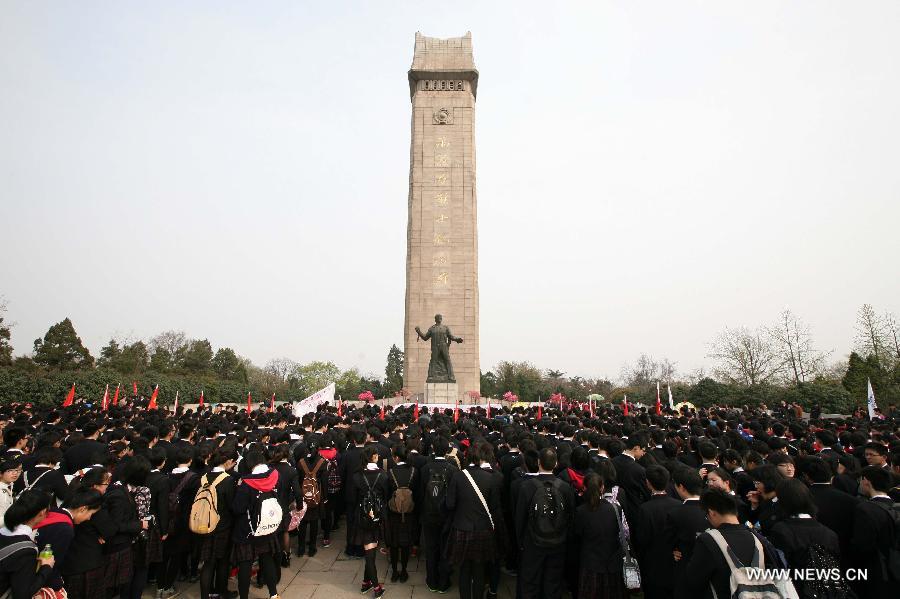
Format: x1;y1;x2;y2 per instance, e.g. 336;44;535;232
181;339;213;373
0;313;11;366
32;318;94;370
384;344;404;396
211;347;246;382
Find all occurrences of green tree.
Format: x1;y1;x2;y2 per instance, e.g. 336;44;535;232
0;300;12;366
149;348;172;372
289;361;341;397
212;347;246;381
181;339;213;373
116;341;149;374
493;361;545;402
480;371;498;398
32;318;94;370
97;339;122;367
384;344;404;396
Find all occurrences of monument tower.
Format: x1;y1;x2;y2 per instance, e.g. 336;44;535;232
403;32;480;403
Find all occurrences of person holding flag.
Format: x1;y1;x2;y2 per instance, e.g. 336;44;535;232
101;384;109;411
867;378;880;419
147;384;159;410
655;382;661;415
63;383;76;407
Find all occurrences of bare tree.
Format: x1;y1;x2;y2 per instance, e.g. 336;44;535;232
148;330;187;356
884;312;900;364
769;310;829;384
658;358;678;385
621;354;659;387
855;304;888;363
265;357;298;384
708;326;782;386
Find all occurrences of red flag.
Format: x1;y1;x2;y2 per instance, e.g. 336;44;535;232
622;396;628;416
269;393;275;413
486;398;490;419
246;391;252;415
537;403;542;420
589;397;594;418
101;384;109;411
199;390;205;407
112;383;120;406
655;382;661;416
337;397;343;417
413;398;419;421
63;383;75;407
453;396;459;423
148;385;159;410
379;398;385;421
132;381;138;396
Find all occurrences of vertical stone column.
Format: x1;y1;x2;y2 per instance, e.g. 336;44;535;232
403;32;480;404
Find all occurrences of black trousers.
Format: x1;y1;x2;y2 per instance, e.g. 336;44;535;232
422;522;451;590
459;560;486;599
516;543;565;599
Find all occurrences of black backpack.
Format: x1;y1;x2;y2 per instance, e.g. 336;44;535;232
0;540;37;597
796;544;852;599
357;472;384;530
529;478;568;547
422;463;451;524
168;472;197;531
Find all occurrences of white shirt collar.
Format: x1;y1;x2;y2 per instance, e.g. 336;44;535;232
172;466;190;474
0;524;35;539
365;463;380;471
251;464;269;475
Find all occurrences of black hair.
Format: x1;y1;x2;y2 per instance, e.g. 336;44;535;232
775;478;817;517
119;455;151;486
569;446;590;471
645;465;670;492
673;467;704;495
861;465;892;492
750;464;783;494
362;445;380;464
539;448;558;471
522;449;540;474
392;442;408;462
475;442;494;465
147;446;167;470
700;488;737;516
4;489;48;529
431;436;450;457
585;473;605;511
62;488;104;511
698;441;718;461
707;467;734;490
2;426;28;449
800;457;832;483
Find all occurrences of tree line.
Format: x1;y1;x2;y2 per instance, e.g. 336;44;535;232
0;299;898;413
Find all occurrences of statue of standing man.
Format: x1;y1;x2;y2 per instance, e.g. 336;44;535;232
415;314;463;383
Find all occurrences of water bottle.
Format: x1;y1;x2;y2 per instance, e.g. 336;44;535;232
38;544;53;560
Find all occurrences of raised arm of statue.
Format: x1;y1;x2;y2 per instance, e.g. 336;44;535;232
415;325;431;341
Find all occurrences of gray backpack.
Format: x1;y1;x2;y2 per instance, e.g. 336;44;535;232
706;529;795;599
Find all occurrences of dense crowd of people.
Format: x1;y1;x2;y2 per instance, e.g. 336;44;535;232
0;396;897;599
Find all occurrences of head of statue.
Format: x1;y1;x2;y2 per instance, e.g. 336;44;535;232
434;314;443;324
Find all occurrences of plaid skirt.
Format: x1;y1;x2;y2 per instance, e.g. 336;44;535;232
350;522;382;546
103;546;133;591
197;525;233;563
231;534;280;563
62;565;105;599
578;569;626;599
448;528;496;565
383;511;418;547
146;526;164;564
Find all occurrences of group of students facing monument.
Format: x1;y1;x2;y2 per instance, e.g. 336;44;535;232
0;397;897;599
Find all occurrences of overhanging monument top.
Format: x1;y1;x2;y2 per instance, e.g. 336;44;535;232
408;31;479;100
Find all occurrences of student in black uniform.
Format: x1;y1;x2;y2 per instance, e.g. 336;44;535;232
349;445;389;598
573;473;625;599
58;468;116;599
269;443;300;567
384;443;418;583
296;440;327;558
445;441;501;599
0;490;55;599
144;447;169;595
159;447;200;597
197;448;237;599
418;435;456;593
104;456;151;599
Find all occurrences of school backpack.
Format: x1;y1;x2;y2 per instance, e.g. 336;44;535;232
299;459;324;508
795;544;852;599
706;528;793;599
357;472;384;530
528;478;568;548
168;472;197;527
248;486;283;538
0;540;37;597
422;463;451;524
189;472;228;535
326;458;342;494
873;500;900;581
388;468;415;518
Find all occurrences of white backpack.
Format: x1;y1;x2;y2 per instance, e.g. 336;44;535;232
706;529;797;599
249;491;283;537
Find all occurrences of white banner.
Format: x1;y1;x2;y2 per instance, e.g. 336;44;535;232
867;378;878;419
292;383;336;418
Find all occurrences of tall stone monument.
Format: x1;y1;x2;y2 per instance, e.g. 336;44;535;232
403;32;480;404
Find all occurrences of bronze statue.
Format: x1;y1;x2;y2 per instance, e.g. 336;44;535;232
415;314;463;383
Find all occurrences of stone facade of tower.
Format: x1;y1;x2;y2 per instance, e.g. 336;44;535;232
403;32;480;403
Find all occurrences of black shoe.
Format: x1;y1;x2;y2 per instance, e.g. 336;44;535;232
307;545;317;558
280;551;291;568
391;570;400;583
399;570;408;583
296;545;306;557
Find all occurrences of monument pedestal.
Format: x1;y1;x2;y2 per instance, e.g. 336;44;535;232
425;382;458;405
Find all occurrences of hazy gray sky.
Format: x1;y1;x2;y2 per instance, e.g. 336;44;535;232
2;1;898;382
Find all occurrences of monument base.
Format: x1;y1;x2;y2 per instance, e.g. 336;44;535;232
425;382;459;404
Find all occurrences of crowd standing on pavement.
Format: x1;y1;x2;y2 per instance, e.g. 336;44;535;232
0;395;898;599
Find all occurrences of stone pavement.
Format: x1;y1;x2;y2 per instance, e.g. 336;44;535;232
150;540;518;599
